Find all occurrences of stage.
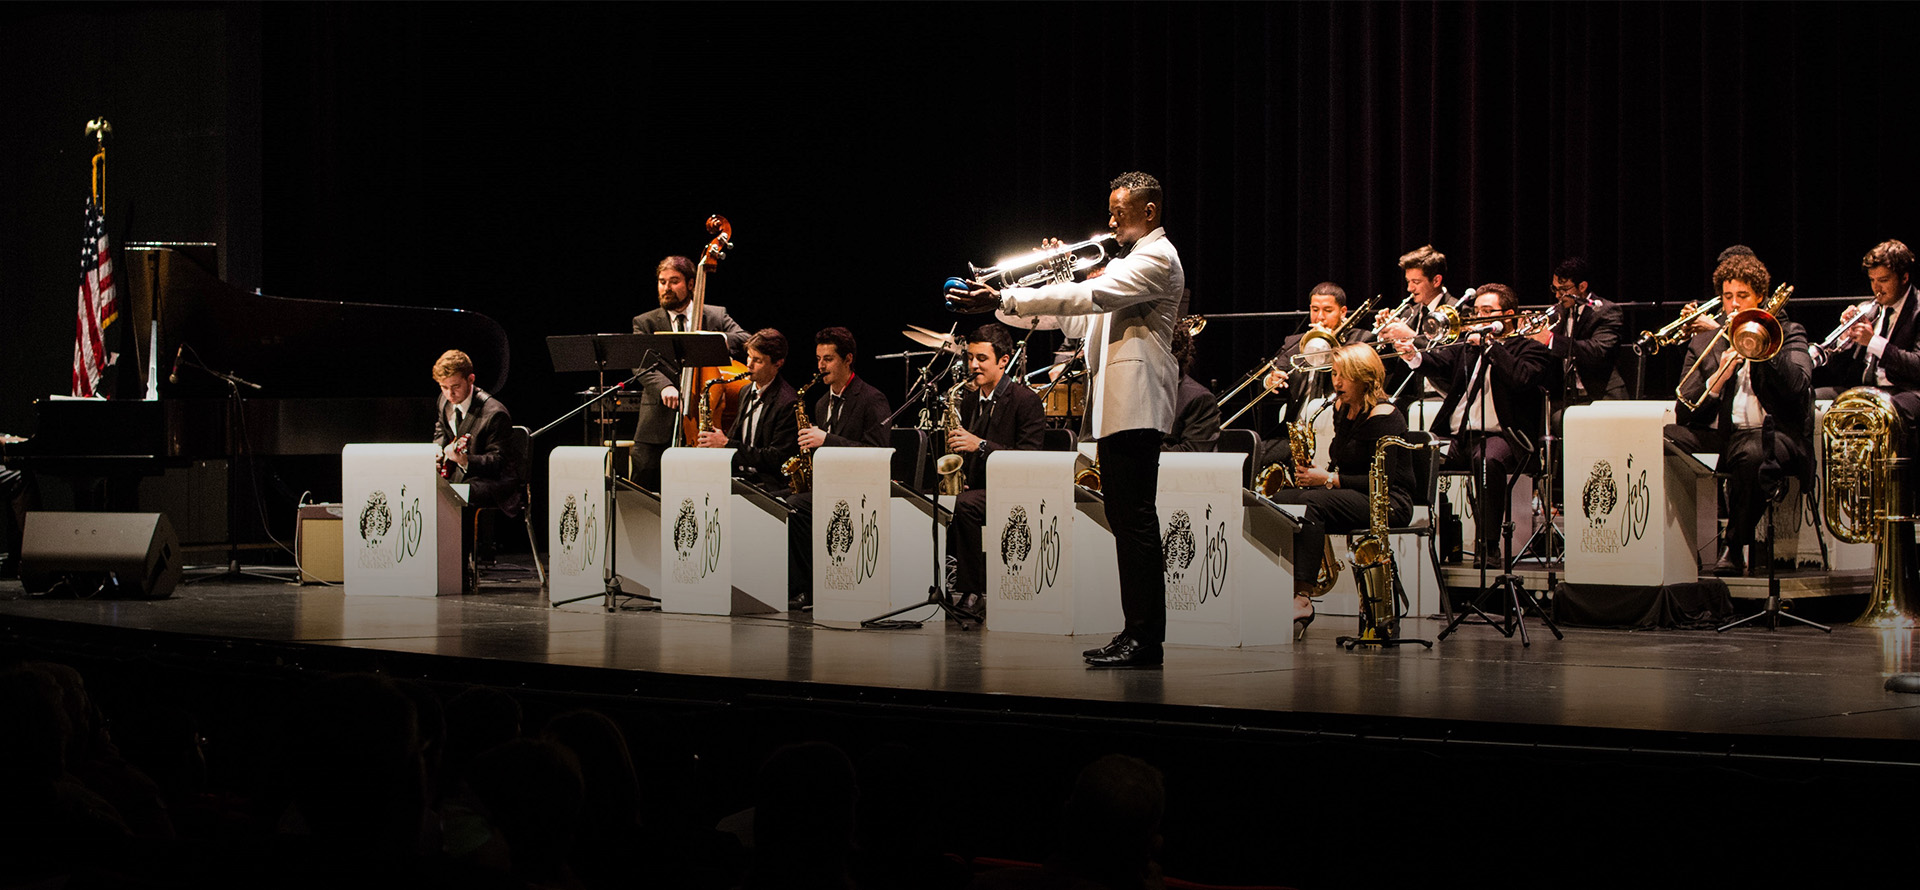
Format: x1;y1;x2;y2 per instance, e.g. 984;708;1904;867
5;569;1920;751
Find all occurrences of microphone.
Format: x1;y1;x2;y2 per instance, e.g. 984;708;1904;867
168;343;186;384
1466;320;1505;336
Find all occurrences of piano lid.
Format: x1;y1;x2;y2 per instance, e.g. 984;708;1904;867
126;245;510;399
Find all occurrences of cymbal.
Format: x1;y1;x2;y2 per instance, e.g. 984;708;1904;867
994;309;1062;331
903;325;963;354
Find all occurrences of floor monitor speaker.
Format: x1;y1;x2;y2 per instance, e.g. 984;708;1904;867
20;512;182;599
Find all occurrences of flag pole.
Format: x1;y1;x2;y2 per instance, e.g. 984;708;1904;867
86;118;110;210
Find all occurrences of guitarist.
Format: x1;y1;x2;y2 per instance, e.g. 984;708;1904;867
631;254;750;490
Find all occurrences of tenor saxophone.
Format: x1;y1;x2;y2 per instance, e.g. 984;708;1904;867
934;377;970;495
1253;398;1343;597
781;372;826;494
698;370;751;438
1349;435;1426;642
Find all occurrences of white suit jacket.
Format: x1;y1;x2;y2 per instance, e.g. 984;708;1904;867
1000;227;1183;438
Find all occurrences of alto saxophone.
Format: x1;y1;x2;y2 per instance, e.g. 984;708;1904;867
1254;398;1342;597
1349;435;1426;642
934;377;970;495
782;372;826;494
698;370;751;438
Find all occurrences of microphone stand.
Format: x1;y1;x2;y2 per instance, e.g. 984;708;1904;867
1438;332;1562;646
549;354;665;611
175;351;293;584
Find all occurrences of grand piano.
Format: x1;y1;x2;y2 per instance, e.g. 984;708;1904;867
7;244;509;544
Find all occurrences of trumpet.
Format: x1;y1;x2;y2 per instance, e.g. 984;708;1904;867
1676;284;1791;411
1809;299;1879;368
1370;293;1417;336
961;233;1119;292
1636;301;1723;354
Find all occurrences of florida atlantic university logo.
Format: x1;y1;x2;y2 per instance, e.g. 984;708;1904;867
997;501;1060;602
673;498;699;557
1163;510;1196;582
357;487;420;569
824;496;878;591
1581;460;1622;554
1001;505;1033;566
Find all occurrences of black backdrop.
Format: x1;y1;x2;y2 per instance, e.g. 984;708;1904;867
5;1;1919;440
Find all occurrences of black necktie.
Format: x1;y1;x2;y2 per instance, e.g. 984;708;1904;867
827;394;844;431
453;407;464;432
742;388;760;448
673;314;686;333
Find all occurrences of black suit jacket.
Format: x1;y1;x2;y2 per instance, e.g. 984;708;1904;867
956;375;1047;489
813;375;892;448
1863;287;1920;390
1676;319;1815;446
1421;335;1553;454
725;377;801;482
1548;296;1628;400
630;304;751;444
432;388;526;517
1164;374;1222;452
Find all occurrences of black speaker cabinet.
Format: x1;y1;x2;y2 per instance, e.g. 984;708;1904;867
20;512;183;600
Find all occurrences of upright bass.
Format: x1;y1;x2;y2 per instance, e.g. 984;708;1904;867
677;215;752;446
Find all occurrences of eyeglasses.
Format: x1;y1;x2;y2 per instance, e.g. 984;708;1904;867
1550;283;1579;296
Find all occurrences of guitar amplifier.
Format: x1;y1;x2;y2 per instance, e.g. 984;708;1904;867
296;503;344;584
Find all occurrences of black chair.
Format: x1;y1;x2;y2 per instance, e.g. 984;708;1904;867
890;427;930;492
1040;428;1076;452
1217;428;1261;490
470;424;543;588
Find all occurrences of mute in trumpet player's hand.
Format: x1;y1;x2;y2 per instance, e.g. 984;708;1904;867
946;278;1001;314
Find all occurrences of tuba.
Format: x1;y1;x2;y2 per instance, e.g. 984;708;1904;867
1348;436;1427;642
1820;386;1919;627
781;372;826;494
934;376;970;496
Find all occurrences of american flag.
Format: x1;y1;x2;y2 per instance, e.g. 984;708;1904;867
72;198;119;397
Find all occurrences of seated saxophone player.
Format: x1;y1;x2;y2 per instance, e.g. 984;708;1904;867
1254;282;1366;467
1833;240;1920;450
787;326;893;611
1391;284;1552;568
1663;254;1813;576
695;328;801;490
944;324;1048;616
1165;320;1221;452
1263;344;1415;639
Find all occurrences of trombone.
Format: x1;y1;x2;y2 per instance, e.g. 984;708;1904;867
1221;295;1379;427
1676;284;1792;411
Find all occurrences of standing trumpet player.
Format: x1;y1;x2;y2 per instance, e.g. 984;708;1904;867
943;324;1046;617
949;171;1182;669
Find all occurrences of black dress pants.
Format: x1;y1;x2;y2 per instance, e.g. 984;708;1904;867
1098;428;1166;645
1663;423;1801;547
947;489;989;595
1441;432;1523;555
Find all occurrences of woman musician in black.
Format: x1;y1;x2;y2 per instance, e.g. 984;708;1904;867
1264;343;1416;637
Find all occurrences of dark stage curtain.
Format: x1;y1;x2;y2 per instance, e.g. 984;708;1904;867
251;2;1919;422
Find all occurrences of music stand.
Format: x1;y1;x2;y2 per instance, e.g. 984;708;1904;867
546;332;728;612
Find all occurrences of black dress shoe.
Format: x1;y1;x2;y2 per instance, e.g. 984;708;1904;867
788;592;812;612
1711;549;1745;577
1084;636;1163;668
1083;633;1128;658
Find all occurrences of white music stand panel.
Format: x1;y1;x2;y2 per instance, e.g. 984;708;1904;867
1565;401;1698;586
984;452;1080;635
659;448;739;615
612;488;660;601
1161;452;1247;647
810;447;894;624
342;443;463;597
548;446;612;605
732;482;790;614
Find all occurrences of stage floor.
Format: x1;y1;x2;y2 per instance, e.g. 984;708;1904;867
6;567;1920;758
